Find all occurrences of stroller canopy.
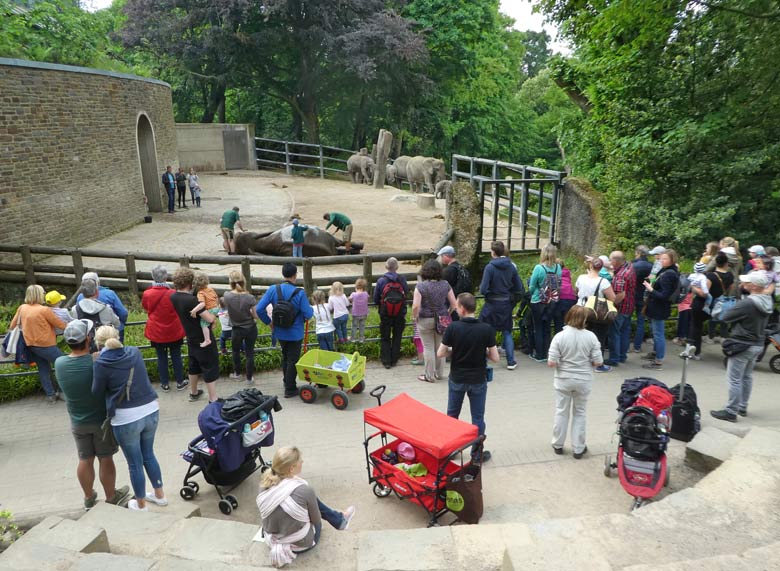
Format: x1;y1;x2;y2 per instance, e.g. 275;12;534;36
364;393;478;460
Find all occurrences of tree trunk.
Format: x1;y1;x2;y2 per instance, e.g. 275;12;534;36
351;93;367;150
200;81;226;123
374;129;393;189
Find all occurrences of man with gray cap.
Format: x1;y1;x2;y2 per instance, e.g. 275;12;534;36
76;272;128;340
710;272;773;422
440;245;471;322
55;320;130;510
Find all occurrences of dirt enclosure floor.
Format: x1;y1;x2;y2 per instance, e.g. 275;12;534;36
43;170;447;284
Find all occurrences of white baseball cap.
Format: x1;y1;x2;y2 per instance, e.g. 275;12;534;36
739;272;770;287
648;246;666;255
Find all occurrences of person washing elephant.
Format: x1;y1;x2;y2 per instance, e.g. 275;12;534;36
221;206;246;254
323;212;353;252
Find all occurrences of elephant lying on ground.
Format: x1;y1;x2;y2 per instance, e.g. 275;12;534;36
235;225;364;256
347;153;375;184
407;156;447;194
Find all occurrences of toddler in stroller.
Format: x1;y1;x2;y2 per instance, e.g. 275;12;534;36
180;388;281;515
604;379;674;510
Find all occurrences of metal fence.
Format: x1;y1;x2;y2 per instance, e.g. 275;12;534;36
255;137;355;178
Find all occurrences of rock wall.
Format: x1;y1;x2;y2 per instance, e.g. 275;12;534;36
446;181;481;268
0;58;177;248
556;176;605;257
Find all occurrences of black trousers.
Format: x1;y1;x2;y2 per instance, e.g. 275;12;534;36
231;324;258;380
177;187;187;207
380;314;406;366
689;308;708;356
279;339;302;394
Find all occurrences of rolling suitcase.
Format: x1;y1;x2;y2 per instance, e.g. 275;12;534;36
669;345;701;442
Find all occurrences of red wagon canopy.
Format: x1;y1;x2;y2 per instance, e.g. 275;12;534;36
363;393;479;460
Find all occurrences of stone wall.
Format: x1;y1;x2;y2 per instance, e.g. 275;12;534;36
556;176;605;257
177;123;257;172
0;58;177;248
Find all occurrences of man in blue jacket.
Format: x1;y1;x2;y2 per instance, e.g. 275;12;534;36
76;272;128;342
256;263;314;398
161;166;176;214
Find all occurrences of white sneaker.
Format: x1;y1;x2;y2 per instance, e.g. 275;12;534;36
145;492;168;506
128;499;148;511
229;372;242;381
339;505;356;530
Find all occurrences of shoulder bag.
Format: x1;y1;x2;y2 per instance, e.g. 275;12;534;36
100;366;134;444
584;278;618;323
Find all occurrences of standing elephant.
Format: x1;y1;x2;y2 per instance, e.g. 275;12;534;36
347;154;375;185
392;155;412;187
434;180;452;200
385;164;397;184
407;156;447;194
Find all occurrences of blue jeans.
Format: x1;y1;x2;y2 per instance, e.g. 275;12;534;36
333;315;348;341
676;310;691;339
292;244;304;258
633;302;646;350
166;188;175;212
608;313;631;363
296;499;345;553
650;319;666;361
447;379;487;436
112;411;163;499
725;345;762;415
28;345;63;397
219;329;232;351
317;332;335;351
154;342;183;387
530;302;554;360
502;330;515;365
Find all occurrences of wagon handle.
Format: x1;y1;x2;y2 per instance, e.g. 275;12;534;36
370;385;386;405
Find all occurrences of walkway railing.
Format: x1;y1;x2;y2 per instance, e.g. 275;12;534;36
255;137;355;178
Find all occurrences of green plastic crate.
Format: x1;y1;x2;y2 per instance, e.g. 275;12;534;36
295;349;366;390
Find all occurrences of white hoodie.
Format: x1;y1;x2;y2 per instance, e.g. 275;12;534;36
71;298;120;328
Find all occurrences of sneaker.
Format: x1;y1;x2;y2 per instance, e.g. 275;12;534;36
246;378;255;386
472;450;492;464
284;389;299;399
552;446;563;455
690;354;702;361
106;485;130;506
145;492;168;506
507;362;518;370
160;384;170;392
573;446;588;460
738;408;748;417
498;347;506;355
411;358;423;366
594;365;612;373
176;380;189;391
603;360;619;367
641;352;657;361
84;490;97;510
189;389;204;402
46;394;58;404
339;505;356;531
127;499;148;512
710;409;737;423
642;361;663;371
712;336;722;345
672;337;681;345
229;372;242;381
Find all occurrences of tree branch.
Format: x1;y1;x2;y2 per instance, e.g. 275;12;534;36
690;0;780;20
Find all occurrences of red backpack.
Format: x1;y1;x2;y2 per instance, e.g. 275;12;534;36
380;280;405;317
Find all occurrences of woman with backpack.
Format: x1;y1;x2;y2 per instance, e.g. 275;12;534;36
528;245;562;363
412;260;457;383
641;250;680;371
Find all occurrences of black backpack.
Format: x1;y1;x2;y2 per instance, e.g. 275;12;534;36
453;263;472;295
380;280;406;317
673;273;691;304
76;302;108;331
272;285;301;328
669;383;701;442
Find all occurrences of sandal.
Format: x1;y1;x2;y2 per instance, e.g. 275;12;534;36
417;375;434;383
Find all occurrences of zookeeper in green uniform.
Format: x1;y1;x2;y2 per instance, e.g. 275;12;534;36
323;212;353;251
220;206;245;254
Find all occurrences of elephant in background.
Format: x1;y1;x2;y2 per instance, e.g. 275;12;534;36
392;155;412;186
347;153;375;185
385;164;397;184
434;180;451;199
407;156;447;194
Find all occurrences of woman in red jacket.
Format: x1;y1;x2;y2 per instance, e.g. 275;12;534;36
142;266;187;391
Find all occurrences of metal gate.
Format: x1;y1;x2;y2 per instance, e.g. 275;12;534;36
451;155;565;253
223;129;249;170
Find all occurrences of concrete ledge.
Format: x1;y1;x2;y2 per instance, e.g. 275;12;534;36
74;552;155;570
685;425;741;472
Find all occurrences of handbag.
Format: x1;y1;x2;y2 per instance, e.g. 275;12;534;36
1;326;21;358
436;313;452;334
721;338;752;357
711;296;736;321
584;279;617;323
100;367;134;443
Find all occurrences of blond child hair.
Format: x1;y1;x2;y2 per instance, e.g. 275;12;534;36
329;281;344;296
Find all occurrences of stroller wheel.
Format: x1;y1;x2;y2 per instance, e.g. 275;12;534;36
300;385;318;404
331;390;349;410
373;483;392;498
186;481;200;494
631;498;644;511
770;354;780;374
225;494;239;509
664;466;671;488
218;499;233;515
180;486;195;501
603;455;613;478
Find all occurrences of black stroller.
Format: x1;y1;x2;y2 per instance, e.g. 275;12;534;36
180;388;281;515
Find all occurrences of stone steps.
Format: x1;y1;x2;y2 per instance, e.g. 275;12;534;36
2;426;778;570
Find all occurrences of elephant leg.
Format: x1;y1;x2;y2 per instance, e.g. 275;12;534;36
424;174;434;194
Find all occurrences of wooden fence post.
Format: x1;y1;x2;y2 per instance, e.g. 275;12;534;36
179;256;190;268
319;145;325;179
20;245;35;286
72;250;84;284
241;258;252;293
303;258;314;295
125;254;139;300
284;141;291;175
362;255;373;294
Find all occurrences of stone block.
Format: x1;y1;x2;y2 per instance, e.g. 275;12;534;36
451;525;508;571
732;426;780;459
41;518;109;554
417;193;436;210
0;541;79;571
160;516;259;565
151;557;272;571
357;527;453;571
685;426;741;472
73;552;156;571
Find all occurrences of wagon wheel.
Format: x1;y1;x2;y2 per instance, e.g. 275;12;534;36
351;380;366;394
331;390;349;410
770;355;780;374
300;385;318;404
373;483;392;498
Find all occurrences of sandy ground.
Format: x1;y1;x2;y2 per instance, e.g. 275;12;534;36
41;170;446;282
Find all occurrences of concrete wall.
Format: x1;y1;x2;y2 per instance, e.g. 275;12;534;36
0;58;177;246
176;123;257;172
556;176;605;257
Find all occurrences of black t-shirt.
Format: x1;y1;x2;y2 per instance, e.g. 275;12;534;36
442;317;496;384
707;270;734;299
170;291;214;345
443;262;459;292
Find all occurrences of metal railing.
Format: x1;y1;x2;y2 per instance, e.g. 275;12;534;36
255;137;356;178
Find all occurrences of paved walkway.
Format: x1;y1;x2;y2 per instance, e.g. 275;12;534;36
2;340;779;530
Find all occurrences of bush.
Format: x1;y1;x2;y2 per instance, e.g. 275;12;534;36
0;509;22;553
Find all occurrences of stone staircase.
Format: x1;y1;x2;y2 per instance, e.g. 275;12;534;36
2;426;778;571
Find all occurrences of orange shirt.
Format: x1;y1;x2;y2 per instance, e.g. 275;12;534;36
197;287;219;310
10;303;66;347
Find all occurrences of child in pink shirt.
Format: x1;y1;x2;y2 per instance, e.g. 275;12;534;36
349;278;370;342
